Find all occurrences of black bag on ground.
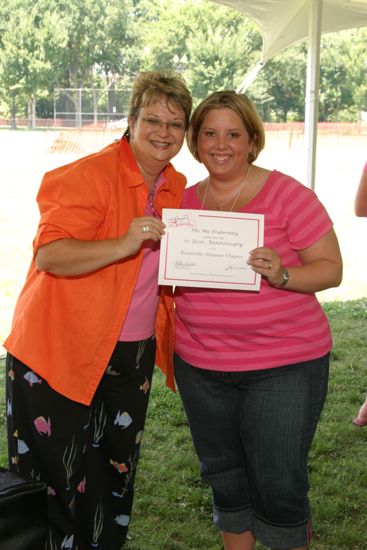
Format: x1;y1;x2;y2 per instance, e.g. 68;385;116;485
0;467;47;550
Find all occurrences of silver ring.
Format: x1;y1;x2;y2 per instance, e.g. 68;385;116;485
142;225;150;233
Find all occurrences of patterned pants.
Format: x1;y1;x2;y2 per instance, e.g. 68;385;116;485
6;338;156;550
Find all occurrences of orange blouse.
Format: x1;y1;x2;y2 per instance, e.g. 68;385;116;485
4;138;186;405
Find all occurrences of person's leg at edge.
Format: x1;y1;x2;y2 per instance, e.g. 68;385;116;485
220;535;307;550
75;337;156;549
353;395;367;426
221;530;256;550
220;533;307;550
6;353;91;549
174;354;255;549
6;338;155;550
240;356;329;550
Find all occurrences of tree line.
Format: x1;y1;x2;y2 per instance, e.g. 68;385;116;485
0;0;366;123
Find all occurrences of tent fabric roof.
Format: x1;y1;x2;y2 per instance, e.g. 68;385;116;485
213;0;367;61
212;0;367;189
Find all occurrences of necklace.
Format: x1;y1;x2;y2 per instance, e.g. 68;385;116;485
148;176;160;212
201;166;251;212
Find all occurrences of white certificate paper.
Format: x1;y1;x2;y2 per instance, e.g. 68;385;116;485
158;209;264;291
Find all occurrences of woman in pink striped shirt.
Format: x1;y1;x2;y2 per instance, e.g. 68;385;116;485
174;91;342;550
353;160;367;426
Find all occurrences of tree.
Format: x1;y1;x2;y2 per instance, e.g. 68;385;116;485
0;0;68;124
136;0;262;105
0;0;366;123
249;42;307;122
53;0;137;123
319;28;367;121
185;9;261;102
0;0;138;123
55;0;136;88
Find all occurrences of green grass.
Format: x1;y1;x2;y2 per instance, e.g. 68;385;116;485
1;298;367;549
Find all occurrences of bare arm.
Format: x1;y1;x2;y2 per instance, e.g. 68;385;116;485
36;216;165;276
354;169;367;217
248;229;343;293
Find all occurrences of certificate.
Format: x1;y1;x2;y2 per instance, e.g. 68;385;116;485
158;208;264;291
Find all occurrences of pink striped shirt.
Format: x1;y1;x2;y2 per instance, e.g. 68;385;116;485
174;170;333;371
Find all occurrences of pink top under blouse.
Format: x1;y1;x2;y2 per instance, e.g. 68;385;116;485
119;175;164;341
174;170;334;372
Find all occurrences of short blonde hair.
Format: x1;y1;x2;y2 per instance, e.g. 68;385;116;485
127;71;192;132
187;91;265;163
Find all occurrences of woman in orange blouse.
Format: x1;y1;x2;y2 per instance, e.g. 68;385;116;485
4;71;192;550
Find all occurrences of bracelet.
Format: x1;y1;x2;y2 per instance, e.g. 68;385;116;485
277;267;290;288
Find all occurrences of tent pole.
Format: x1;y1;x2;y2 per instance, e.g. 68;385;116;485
236;61;265;93
304;0;322;190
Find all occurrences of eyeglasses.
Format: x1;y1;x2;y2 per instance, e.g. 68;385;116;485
140;117;185;132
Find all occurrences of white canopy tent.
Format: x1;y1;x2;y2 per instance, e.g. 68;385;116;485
212;0;367;189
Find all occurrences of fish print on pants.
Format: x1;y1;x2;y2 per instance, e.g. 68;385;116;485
17;439;30;454
140;377;150;394
114;514;130;527
114;411;132;429
34;416;51;437
61;534;74;549
109;459;129;474
106;365;120;376
8;368;15;381
77;477;86;493
23;371;42;387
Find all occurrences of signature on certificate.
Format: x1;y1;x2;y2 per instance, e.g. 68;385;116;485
174;260;197;269
225;265;247;271
167;214;193;227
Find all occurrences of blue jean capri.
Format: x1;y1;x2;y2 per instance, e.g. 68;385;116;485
174;353;329;549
